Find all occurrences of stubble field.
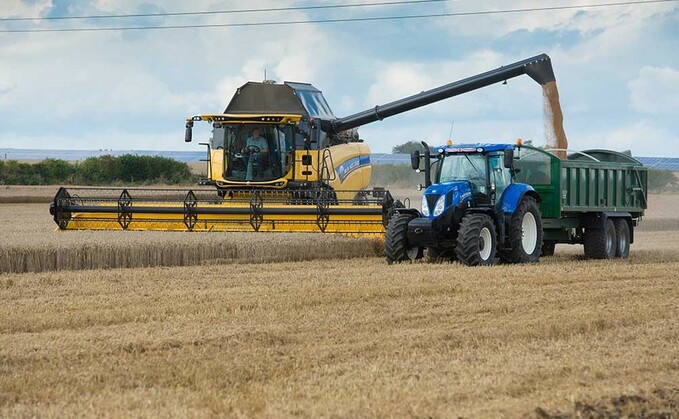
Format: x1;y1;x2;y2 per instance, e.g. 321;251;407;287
1;189;678;417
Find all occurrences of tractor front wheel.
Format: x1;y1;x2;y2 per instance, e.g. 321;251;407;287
455;214;497;266
385;214;423;264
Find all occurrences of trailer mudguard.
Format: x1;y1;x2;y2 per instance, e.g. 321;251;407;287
499;183;541;214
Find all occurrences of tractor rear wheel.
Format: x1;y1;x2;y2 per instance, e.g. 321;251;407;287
613;219;630;258
385;214;423;264
498;197;543;263
583;219;617;259
455;214;497;266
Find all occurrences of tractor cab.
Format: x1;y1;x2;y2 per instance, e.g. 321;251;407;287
419;144;515;218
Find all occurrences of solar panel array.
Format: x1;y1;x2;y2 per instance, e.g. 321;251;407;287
636;157;679;171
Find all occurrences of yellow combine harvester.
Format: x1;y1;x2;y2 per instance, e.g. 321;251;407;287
50;54;557;235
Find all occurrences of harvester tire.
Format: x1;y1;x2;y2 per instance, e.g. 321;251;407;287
540;241;556;257
583;219;616;259
385;214;423;264
498;197;543;264
455;214;496;266
613;219;630;259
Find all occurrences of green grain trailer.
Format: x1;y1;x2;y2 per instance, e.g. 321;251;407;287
514;145;647;258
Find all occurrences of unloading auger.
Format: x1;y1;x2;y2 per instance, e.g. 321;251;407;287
50;54;556;234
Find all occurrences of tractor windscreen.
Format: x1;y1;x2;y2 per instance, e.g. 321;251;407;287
438;154;486;184
213;124;294;182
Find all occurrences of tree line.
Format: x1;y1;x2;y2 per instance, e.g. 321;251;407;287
0;155;194;185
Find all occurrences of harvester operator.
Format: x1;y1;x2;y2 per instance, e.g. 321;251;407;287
245;128;268;153
243;128;269;181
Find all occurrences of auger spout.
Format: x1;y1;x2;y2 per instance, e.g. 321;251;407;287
325;53;555;134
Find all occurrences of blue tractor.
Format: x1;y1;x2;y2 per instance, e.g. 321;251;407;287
385;142;543;266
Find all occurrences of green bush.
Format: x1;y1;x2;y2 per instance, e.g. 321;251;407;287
648;169;678;193
391;141;435;154
0;155;195;185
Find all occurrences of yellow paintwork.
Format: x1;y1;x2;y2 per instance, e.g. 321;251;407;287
325;142;372;191
61;201;385;236
210;149;223;182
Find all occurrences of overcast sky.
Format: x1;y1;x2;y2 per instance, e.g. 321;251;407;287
1;0;677;157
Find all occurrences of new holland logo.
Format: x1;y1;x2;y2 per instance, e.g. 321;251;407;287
336;155;370;182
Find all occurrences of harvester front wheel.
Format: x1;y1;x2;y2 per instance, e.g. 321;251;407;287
385;214;423;264
455;214;497;266
499;197;543;264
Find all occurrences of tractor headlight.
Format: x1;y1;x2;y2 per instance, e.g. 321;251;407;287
421;195;429;216
433;195;446;217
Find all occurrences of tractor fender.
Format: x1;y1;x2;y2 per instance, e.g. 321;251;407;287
499;183;541;214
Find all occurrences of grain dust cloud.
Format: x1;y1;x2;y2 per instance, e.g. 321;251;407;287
542;81;569;159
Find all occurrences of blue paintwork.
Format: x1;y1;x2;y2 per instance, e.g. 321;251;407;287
423;181;473;219
499;183;536;213
335;155;370;182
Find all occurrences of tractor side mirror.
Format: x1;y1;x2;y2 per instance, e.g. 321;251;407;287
410;150;420;170
184;122;193;143
504;149;514;168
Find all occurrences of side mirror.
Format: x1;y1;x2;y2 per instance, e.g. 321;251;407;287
185;122;193;143
504;149;514;168
410;150;420;170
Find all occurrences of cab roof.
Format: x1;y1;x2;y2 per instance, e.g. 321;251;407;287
224;81;335;120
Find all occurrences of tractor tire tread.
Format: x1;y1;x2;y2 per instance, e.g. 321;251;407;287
613;218;630;259
583;219;616;259
498;197;543;264
385;214;420;264
455;213;496;266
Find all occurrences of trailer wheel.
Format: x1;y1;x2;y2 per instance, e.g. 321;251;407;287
385;214;423;264
541;241;556;257
613;219;630;259
499;197;543;263
455;214;496;266
583;219;617;259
